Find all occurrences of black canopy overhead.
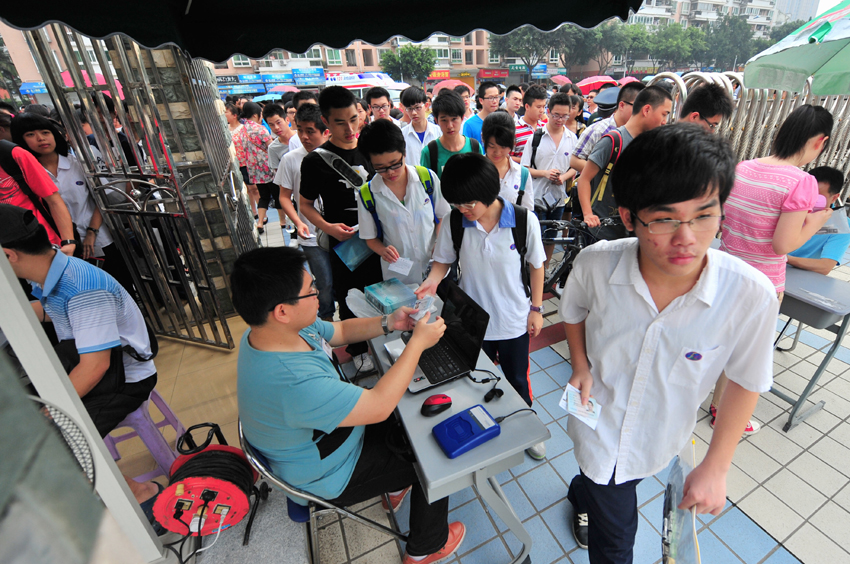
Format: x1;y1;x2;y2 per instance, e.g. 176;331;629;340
1;0;642;63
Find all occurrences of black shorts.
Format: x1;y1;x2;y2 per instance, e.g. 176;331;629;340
257;182;282;210
240;166;250;186
83;374;158;438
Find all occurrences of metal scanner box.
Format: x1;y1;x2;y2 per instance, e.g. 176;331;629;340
432;405;500;459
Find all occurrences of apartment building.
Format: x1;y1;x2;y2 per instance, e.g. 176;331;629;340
628;0;780;40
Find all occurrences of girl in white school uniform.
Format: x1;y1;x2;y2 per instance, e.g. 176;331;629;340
482;111;535;213
416;153;548;459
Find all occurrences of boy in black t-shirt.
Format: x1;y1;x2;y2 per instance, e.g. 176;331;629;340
300;87;383;370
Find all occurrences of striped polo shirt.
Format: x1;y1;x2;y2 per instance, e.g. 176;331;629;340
511;118;543;159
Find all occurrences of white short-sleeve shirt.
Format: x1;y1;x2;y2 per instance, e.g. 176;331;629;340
558;239;779;485
432;199;546;340
357;165;449;285
498;158;535;212
49;154;114;256
275;146;319;247
401;122;442;168
520;125;577;209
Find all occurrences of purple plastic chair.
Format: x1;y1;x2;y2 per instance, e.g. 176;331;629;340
104;389;186;482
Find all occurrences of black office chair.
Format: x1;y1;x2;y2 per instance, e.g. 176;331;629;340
237;420;407;564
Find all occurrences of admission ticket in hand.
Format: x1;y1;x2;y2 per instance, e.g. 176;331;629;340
388;257;414;276
559;384;601;430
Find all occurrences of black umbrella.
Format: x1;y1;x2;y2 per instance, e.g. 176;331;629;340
1;0;641;62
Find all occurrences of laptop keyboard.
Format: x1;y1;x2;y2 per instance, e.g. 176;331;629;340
419;344;465;384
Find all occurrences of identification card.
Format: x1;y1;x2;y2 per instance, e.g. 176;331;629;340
321;338;334;359
560;384;601;430
388;257;414;276
411;295;435;321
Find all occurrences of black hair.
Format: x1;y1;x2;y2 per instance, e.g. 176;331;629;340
772;105;833;160
589;88;600;95
11;114;70;158
294;103;327;133
0;112;11;130
809;166;845;195
426;88;433;94
611;123;736;216
440;153;500;206
680;83;734;120
548;93;573;111
293;91;319;106
91;94;116;116
558;85;572;93
400;86;427;107
390;108;403;120
478;81;499;98
358;119;406;159
365;86;391;106
599;83;615;91
505;84;522;98
522;85;548;107
569;84;583;97
632;85;672;116
569;95;584;112
617;82;645;105
231;247;310;326
284;101;295;111
481;111;516;150
261;102;287;121
2;221;53;255
355;98;370;114
318;86;356;119
280;92;296;105
75;108;87;125
431;90;465;120
0;101;16;114
240;101;263;120
225;102;239;116
23;104;51;117
518;82;529;92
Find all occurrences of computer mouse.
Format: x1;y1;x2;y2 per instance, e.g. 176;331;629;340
421;394;452;417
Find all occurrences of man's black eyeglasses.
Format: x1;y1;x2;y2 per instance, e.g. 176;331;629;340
268;281;319;311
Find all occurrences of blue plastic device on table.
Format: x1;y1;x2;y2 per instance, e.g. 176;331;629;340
432;405;501;459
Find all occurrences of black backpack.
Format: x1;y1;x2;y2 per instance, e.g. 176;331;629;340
426;137;481;175
449;202;531;298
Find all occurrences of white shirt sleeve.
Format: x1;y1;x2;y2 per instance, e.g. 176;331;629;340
356;189;379;240
524;211;546;269
723;291;780;393
520;141;532;167
274;155;289;188
558;251;592;324
521;170;535;212
432;174;451;219
431;210;457;265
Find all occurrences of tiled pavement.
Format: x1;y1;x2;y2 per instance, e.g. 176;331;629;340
115;225;850;563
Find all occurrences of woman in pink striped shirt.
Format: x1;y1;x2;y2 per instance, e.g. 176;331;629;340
715;104;833;436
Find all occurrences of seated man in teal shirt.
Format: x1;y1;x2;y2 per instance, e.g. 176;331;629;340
788;167;848;276
233;247;465;564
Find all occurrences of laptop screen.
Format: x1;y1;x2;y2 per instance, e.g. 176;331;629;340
437;280;490;370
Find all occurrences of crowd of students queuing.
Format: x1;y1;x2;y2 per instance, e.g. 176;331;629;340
2;71;846;564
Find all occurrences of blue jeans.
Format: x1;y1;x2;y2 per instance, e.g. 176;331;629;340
302;245;335;319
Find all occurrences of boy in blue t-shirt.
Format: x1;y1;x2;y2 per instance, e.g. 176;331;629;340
233;247;466;564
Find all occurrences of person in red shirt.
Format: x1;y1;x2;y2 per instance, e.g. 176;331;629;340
0;113;77;256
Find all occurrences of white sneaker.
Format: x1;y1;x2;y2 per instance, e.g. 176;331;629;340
354;353;374;373
526;442;546;460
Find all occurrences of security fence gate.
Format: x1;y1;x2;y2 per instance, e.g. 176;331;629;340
24;24;259;349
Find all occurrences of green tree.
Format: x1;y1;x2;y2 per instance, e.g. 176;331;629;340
587;21;628;76
0;35;23;103
622;24;652;75
769;19;808;42
489;26;560;75
706;14;754;71
550;24;596;74
751;37;773;58
649;23;691;72
687;27;710;68
380;44;436;85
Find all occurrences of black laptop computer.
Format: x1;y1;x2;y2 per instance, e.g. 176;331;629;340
385;280;490;394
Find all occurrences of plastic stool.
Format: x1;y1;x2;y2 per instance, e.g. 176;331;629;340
104;389;186;482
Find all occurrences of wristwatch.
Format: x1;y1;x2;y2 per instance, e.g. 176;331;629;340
530;304;545;314
381;314;390;335
86;227;99;235
60;239;77;247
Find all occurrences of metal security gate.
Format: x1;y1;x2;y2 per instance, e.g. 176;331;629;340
24;25;257;349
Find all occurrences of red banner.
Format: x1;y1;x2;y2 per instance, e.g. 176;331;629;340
428;70;450;80
477;69;508;78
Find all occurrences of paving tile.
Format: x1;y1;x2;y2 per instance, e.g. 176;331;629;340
738;487;804;542
496;470;513;485
538;389;568;421
834;483;850;514
531;348;566;370
531;370;560;398
797;330;831;351
784;523;850;564
788;452;850;498
633;514;661;564
517;463;569;511
341;504;392;559
808;501;850;551
489;480;537;533
545;421;575;459
549;452;580;487
550;341;571;363
810;388;850;419
830;422;850;447
801;407;841;434
731;441;782;483
509;450;548;478
449;486;478;510
763;468;827;519
747;425;805;465
768;417;822;449
459;537;510;564
530;358;541;374
751;398;789;430
773;372;810;396
447;499;498;553
636;476;664;507
653;458;677;485
696;528;743;563
566;548;590;564
351;541;400;564
504;515;564;564
540;499;579;553
639;493;665;533
707;506;777;564
725;462;759;503
760;547;803;564
545;362;573;388
317;520;348;564
809;436;850;478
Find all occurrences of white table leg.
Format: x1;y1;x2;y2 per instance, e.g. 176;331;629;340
474;470;532;564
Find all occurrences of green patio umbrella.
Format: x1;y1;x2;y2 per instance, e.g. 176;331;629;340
744;0;850;95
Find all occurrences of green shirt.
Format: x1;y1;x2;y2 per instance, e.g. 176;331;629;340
420;136;482;178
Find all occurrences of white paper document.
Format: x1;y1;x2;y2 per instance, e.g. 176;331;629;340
388;257;414;276
560;384;601;430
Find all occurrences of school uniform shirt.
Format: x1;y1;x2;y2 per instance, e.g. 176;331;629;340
357;165;449;285
30;251;156;384
401;122;441;167
289;135;303;151
520;125;577;210
237;320;365;501
275;146;319;248
432;198;546;341
498;158;535;212
47;154;114;256
558;239;778;485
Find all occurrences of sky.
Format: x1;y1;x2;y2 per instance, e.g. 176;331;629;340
817;0;844;14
